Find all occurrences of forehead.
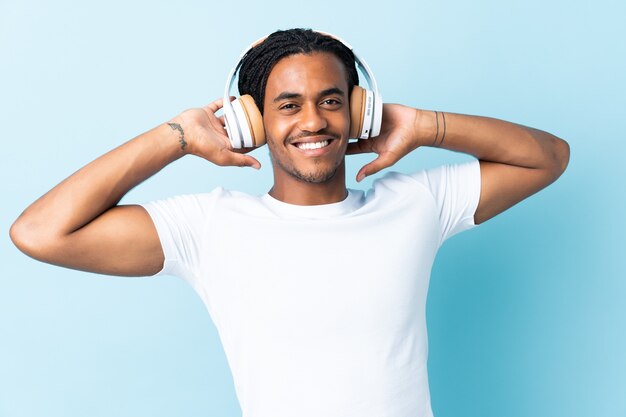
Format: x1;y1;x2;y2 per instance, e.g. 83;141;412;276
264;52;348;99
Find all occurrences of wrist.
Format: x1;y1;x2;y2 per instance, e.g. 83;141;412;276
413;109;436;147
166;115;192;155
414;109;447;148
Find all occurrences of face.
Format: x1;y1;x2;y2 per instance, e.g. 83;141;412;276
262;52;351;184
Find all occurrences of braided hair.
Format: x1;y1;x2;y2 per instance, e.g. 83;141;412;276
237;28;359;115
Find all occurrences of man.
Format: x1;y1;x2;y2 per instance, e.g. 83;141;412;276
10;29;569;417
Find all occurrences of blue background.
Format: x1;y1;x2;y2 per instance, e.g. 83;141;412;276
1;0;624;416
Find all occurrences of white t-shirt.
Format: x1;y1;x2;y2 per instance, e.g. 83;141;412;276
142;160;482;417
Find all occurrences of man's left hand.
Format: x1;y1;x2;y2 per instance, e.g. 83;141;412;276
345;103;426;182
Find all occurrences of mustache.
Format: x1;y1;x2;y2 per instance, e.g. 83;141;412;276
286;131;341;144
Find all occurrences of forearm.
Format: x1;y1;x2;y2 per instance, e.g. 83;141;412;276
414;110;569;173
12;120;185;242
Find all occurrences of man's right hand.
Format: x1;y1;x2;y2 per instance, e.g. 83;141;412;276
9;98;261;277
173;97;261;169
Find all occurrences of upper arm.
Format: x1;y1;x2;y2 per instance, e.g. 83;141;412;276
11;204;164;277
474;157;567;225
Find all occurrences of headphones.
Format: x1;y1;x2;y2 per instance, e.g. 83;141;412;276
222;30;383;149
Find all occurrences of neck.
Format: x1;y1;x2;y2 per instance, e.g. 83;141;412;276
269;164;348;206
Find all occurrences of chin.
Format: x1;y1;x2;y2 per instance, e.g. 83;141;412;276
270;148;346;185
292;167;339;184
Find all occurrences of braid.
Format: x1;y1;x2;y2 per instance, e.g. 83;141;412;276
237;28;359;114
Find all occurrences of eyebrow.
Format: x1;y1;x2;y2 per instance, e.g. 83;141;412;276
272;87;345;103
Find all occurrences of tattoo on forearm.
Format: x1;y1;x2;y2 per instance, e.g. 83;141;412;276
167;122;187;150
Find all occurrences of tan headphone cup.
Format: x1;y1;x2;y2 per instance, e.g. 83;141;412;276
239;94;266;147
349;86;366;139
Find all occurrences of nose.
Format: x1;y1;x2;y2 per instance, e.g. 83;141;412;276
297;103;327;133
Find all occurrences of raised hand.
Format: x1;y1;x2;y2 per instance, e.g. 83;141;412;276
171;97;261;169
346;103;423;182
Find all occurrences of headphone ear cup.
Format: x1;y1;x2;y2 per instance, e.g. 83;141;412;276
349;86;366;139
239;95;266;147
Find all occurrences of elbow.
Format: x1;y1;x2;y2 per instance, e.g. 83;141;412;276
10;215;56;262
545;134;570;180
10;216;37;258
554;136;570;177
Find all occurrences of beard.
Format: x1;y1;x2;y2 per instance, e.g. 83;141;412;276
270;151;343;184
267;129;345;184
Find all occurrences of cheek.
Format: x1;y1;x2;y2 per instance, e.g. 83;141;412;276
263;115;290;145
333;108;351;135
263;126;289;157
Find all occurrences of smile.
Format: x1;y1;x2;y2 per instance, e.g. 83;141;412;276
294;140;331;150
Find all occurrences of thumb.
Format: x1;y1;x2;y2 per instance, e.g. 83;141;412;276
356;153;396;182
234;154;262;170
214;149;262;170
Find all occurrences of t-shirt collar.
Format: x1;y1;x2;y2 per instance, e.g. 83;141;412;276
260;189;363;219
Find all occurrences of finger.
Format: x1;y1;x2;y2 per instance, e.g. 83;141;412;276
214;114;227;131
218;150;261;170
203;98;225;113
205;106;231;133
356;153;397;182
345;140;373;155
206;111;227;133
203;96;236;113
231;146;258;155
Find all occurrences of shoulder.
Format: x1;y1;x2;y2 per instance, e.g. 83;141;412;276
359;170;431;210
364;160;481;205
402;160;481;196
142;187;225;211
140;186;264;220
409;159;479;184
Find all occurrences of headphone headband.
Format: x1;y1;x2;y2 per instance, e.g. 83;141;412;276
224;30;380;112
223;30;383;148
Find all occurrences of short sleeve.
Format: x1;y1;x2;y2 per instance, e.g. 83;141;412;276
410;160;482;246
140;189;222;285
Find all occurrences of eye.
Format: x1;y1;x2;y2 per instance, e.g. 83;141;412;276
279;103;298;111
321;98;342;107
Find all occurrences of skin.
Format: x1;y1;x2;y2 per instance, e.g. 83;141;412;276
262;52;351;205
9;51;570;277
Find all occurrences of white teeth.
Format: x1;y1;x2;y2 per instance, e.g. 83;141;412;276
296;140;330;150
